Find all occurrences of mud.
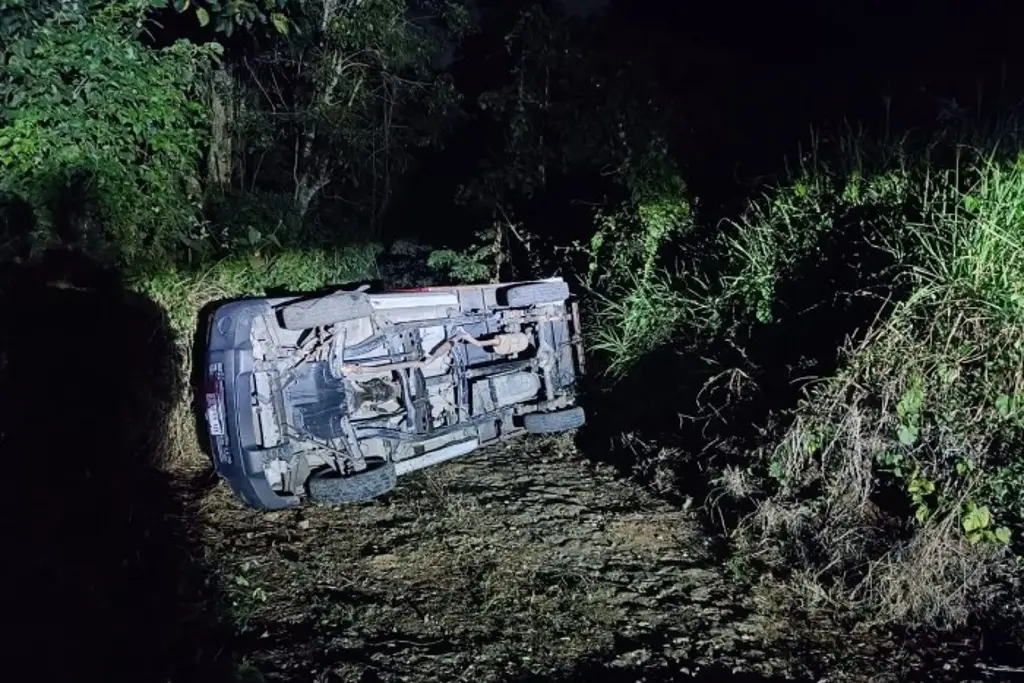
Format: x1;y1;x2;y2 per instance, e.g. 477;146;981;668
194;436;1007;683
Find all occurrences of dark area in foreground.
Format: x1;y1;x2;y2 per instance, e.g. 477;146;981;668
0;233;233;681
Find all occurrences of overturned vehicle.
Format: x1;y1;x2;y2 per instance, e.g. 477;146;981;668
202;278;586;510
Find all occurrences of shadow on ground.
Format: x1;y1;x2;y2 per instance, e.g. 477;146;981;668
0;221;233;681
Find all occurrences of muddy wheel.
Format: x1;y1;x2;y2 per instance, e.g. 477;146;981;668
503;281;570;307
522;406;586;434
306;460;397;504
279;291;373;330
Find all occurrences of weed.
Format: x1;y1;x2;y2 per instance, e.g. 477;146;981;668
856;503;1006;627
588;268;695;379
427;228;498;283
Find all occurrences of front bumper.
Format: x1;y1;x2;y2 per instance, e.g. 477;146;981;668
204;300;299;510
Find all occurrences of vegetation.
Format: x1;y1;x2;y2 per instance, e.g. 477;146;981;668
1;1;213;267
699;139;1024;626
3;0;1024;679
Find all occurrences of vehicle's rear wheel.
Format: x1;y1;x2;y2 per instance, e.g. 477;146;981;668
522;406;586;434
279;290;373;330
503;281;570;307
306;459;397;504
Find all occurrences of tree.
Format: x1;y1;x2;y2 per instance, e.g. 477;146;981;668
457;3;692;284
187;0;469;237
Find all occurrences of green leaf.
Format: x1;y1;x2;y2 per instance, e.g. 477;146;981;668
914;505;929;523
897;378;924;421
995;526;1012;545
897;424;919;446
996;393;1012;417
877;451;902;467
908;477;935;496
271;12;289;35
196;7;210;27
962;505;991;533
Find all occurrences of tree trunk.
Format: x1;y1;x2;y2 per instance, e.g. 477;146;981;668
207;67;235;193
491;214;505;283
294;155;330;223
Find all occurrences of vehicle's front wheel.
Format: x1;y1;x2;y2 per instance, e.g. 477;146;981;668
522;406;586;434
306;460;397;504
279;290;373;330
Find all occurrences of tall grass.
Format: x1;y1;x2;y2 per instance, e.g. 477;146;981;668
588;268;712;379
591;124;1024;627
136;245;382;338
731;141;1024;626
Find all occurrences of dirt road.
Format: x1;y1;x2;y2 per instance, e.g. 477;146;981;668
195;436;996;683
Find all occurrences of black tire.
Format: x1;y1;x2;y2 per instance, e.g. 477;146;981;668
306;460;397;504
504;281;570;307
279;290;373;330
522;406;586;434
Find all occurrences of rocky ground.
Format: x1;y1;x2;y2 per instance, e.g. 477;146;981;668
191;435;1012;683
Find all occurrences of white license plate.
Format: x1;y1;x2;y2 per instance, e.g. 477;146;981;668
206;394;225;436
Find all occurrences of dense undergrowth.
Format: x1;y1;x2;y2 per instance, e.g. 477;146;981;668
582;129;1024;630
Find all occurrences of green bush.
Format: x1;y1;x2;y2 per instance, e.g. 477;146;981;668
715;137;912;327
589;268;714;380
0;5;214;269
427;229;498;284
581;143;702;378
